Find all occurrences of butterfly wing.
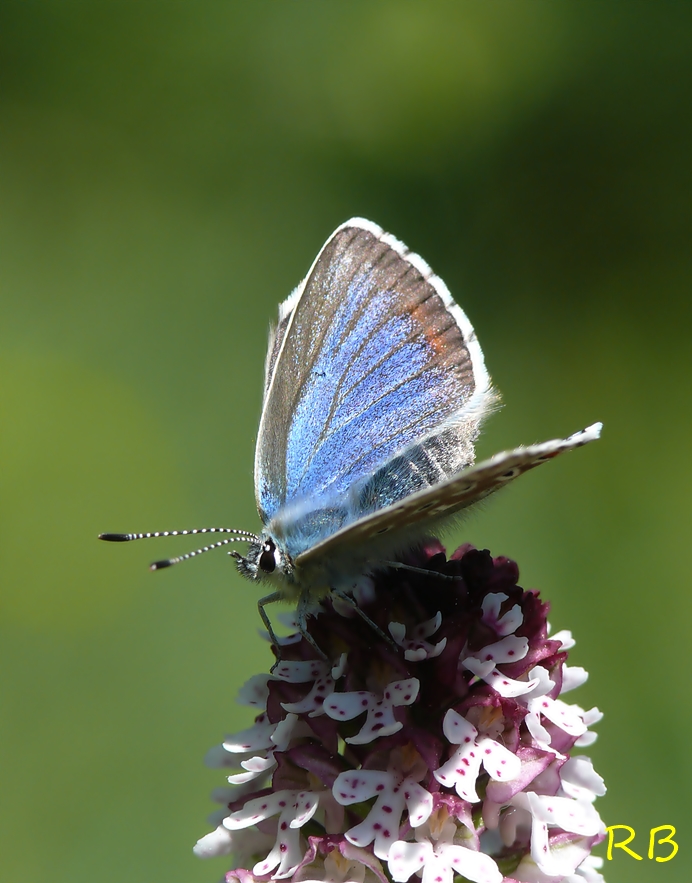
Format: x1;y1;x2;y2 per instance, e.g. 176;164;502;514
255;218;495;524
294;423;602;569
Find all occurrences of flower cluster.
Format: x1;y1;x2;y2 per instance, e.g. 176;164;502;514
195;543;606;883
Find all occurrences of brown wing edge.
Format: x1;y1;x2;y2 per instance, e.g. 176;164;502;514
255;217;495;520
294;422;603;568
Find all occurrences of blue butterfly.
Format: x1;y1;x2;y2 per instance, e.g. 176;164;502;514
101;218;601;649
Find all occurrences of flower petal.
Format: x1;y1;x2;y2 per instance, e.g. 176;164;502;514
346;702;403;745
385;678;420;707
282;676;336;716
482;593;523;636
403;780;434;828
524;709;552;747
274;660;330;683
252;809;305;879
416;611;443;640
464;657;539;698
515;792;604;837
333;770;391;805
324;691;374;721
434;739;484;802
532;697;588;737
193;824;234;858
388;840;431;882
388;622;407;644
291;792;321;827
562;665;589;693
566;854;606;883
404;637;447;662
227;751;277;785
344;792;405;859
560;757;606;802
469;635;529;665
550;629;576;650
441;708;478;745
271;713;300;750
439;844;502;883
224;789;299;829
236;673;271;708
223;713;276;753
477;736;521;782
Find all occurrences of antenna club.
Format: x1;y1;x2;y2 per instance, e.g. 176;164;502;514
99;533;132;542
150;560;174;570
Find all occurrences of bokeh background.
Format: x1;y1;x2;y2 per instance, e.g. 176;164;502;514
1;2;690;881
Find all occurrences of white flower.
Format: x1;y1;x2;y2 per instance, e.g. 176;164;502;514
389;813;502;883
507;791;606;878
512;842;604;883
278;654;347;716
434;708;521;802
461;634;540;698
215;711;301;785
519;665;602;752
222;711;277;753
224;789;321;879
236;672;272;707
388;612;447;661
549;628;576;649
575;706;604;747
560;756;606;803
561;663;589;693
324;678;419;744
481;593;523;636
333;766;433;860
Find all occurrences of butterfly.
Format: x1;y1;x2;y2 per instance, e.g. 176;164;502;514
101;218;601;651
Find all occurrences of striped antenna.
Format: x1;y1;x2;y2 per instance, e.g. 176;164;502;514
98;527;258;570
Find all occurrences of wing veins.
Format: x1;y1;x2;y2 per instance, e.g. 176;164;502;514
293;312;469;494
289;232;412;424
293;257;428;483
298;278;463;484
319;294;437;440
292;357;440;492
301;381;449;497
335;289;438;405
318;309;464;453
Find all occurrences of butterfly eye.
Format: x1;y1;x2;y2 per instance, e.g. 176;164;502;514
259;540;277;573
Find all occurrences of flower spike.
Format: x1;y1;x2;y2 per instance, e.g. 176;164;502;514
195;543;606;883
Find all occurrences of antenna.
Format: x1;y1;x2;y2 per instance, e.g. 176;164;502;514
98;527;258;570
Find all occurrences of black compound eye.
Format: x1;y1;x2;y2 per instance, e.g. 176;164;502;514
259;541;276;574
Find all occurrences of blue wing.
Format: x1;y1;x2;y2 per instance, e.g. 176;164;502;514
254;219;494;526
293;423;603;574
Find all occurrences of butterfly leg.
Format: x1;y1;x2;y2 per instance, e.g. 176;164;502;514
257;591;284;649
331;587;398;651
384;561;460;581
296;592;329;661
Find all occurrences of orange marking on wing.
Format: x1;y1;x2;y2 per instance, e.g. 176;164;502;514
408;301;449;357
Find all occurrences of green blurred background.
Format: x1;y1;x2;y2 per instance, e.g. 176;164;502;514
1;2;689;881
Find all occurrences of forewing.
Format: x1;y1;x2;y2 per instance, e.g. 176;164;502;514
294;423;602;568
255;219;493;523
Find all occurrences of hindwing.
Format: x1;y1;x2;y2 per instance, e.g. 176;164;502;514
294;423;602;568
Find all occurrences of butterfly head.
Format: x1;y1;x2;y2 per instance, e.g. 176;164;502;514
232;532;295;585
